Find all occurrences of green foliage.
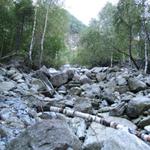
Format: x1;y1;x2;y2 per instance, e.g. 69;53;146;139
73;0;150;69
0;0;69;67
31;1;69;67
73;3;120;67
0;0;15;56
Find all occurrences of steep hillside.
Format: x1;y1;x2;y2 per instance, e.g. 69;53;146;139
66;10;87;34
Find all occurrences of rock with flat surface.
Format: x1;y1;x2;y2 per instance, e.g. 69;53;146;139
127;77;147;92
81;83;101;98
0;81;16;92
96;73;106;82
83;121;150;150
74;97;92;113
126;96;150;118
50;72;69;87
79;75;92;84
6;119;82;150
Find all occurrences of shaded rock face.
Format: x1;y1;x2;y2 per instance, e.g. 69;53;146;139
6;119;82;150
127;77;147;93
126;96;150;118
50;72;69;87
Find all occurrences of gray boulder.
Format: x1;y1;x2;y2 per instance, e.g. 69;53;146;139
6;119;82;150
127;77;147;92
83;121;150;150
0;81;16;92
50;72;69;87
126;96;150;118
81;83;101;98
74;97;92;113
96;73;106;82
116;76;127;86
79;75;92;84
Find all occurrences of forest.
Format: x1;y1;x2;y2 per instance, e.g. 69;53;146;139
1;0;150;72
1;1;150;150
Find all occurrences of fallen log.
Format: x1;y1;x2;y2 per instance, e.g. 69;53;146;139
48;106;150;143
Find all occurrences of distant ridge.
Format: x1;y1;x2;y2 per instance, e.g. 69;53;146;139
64;9;87;34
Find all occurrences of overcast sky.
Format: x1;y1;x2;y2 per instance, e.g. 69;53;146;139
64;0;119;25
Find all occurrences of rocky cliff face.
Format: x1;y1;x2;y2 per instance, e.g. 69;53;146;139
0;64;150;150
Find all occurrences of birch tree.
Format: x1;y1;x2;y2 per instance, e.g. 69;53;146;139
39;0;61;68
141;0;149;73
115;0;141;70
39;3;49;68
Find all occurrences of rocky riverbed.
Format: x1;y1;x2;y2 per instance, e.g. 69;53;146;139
0;64;150;150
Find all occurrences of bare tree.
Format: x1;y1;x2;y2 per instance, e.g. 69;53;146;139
39;0;60;68
141;0;149;73
29;5;38;63
39;4;49;68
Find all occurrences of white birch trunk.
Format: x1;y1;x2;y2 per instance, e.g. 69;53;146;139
29;6;37;63
47;106;150;142
144;41;148;74
39;4;49;68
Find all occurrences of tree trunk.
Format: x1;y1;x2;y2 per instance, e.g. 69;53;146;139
39;5;49;68
144;40;148;73
128;26;139;70
142;0;149;73
15;17;25;53
110;52;113;67
29;6;37;63
0;35;4;58
37;106;150;142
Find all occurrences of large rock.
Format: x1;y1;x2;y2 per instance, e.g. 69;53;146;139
0;81;16;92
50;72;69;87
74;97;92;113
83;121;150;150
79;75;92;85
127;77;147;92
126;96;150;118
6;119;82;150
116;75;127;86
81;83;101;98
96;73;106;82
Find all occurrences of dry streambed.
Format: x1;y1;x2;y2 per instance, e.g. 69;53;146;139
0;65;150;150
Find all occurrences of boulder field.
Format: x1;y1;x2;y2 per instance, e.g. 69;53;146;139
0;64;150;150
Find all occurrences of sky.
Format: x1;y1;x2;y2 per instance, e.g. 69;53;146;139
64;0;119;25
